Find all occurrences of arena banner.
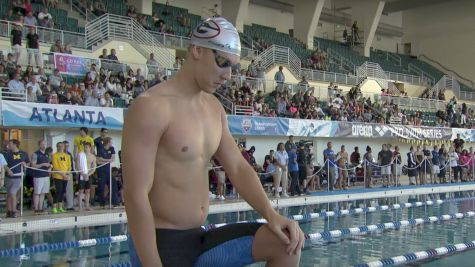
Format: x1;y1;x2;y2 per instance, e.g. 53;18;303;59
1;101;123;130
287;119;338;137
227;115;289;136
53;53;101;76
337;122;453;140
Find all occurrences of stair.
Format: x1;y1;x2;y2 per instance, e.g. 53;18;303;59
57;1;87;27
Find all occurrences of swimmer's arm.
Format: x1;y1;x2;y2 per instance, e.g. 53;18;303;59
88;157;96;176
214;110;276;221
122;96;167;267
215;108;304;253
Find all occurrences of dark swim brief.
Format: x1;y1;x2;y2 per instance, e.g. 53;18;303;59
128;222;263;267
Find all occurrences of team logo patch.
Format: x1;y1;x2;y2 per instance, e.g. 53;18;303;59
242;118;252;132
193;20;221;39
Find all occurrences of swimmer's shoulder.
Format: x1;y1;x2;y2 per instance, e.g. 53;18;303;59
125;84;172;126
204;92;226;114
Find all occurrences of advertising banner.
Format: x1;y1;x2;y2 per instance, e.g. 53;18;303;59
54;53;100;76
227;115;289;136
337;123;453;140
287;119;337;137
2;101;123;130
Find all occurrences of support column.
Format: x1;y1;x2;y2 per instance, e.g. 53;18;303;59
352;0;385;57
129;0;153;16
293;0;325;50
221;0;249;32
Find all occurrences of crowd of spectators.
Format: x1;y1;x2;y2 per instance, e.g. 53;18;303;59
0;127;121;219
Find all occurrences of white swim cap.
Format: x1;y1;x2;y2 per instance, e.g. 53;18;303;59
191;17;241;57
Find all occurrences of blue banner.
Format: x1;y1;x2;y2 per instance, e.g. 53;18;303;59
227;115;289;136
287;119;338;137
1;101;123;130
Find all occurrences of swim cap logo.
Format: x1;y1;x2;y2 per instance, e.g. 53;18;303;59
193;20;221;39
242;118;251;132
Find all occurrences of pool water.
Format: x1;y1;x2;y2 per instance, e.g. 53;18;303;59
1;191;475;267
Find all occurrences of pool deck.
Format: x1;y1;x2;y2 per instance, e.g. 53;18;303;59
1;182;475;235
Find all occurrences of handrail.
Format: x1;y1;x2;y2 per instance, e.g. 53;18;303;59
419;54;475;90
408;63;435;85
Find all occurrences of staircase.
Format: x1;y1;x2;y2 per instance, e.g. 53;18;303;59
356;62;401;95
85;14;173;68
429;75;460;99
256;45;301;78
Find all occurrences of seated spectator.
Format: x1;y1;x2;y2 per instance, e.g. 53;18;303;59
127;6;137;19
8;73;25;93
43;0;58;8
50;40;63;53
48;69;63;90
99;49;108;60
26;75;41;95
27;85;37;102
3;9;16;22
100;92;114;107
63;44;72;54
38;7;53;28
165;26;175;35
93;2;107;16
84;89;100;106
12;0;26;16
108;49;118;61
47;92;59;104
135;68;145;84
23;11;37;26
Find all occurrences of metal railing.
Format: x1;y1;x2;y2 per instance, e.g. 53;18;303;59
300;68;357;85
384;71;427;85
0;19;86;49
85;14;173;68
430;75;460;99
420;54;475;90
408;63;435;85
234;105;253;116
387;51;401;66
1;87;27;101
213;91;234;114
327;48;356;74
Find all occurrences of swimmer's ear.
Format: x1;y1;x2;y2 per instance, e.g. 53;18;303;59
190;45;204;60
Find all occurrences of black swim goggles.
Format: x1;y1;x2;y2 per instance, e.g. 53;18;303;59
212;49;233;68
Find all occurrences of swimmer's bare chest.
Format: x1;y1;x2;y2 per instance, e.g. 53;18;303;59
149;96;223;228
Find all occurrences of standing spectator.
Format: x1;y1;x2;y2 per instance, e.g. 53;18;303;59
431;145;440;184
449;146;460;182
73;127;95;158
378;144;392;187
4;139;29;218
350;147;360;167
51;142;71;214
0;150;7;192
274;142;289;197
274;66;285;89
364;146;373;188
415;145;424;185
146;53;159;73
173;57;181;69
26;26;41;67
76;142;96;211
284;135;296;152
407;146;417;185
256;61;266;91
392;146;402;186
62;141;75;210
288;147;300;196
96;137;118;207
438;147;448;183
453;133;465;151
336;145;348;190
31;139;51;215
10;23;22;63
297;143;311;193
94;128;108;154
323;142;335;190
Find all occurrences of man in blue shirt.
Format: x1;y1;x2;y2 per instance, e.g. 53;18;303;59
323;142;335;191
94;128;109;155
4;139;29;218
432;145;440;184
288;147;300;196
274;66;285;89
96;137;118;207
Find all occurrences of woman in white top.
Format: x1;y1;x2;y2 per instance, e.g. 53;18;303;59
448;147;460;182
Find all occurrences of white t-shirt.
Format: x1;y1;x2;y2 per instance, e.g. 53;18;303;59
275;150;289;167
449;152;459;167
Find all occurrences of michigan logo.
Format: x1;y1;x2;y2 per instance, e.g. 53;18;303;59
13;154;21;160
241;118;252;133
193;20;220;39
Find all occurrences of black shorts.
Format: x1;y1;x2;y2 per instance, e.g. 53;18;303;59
298;166;307;181
128;222;263;267
78;179;91;190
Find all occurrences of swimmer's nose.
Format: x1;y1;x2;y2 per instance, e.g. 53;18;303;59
220;67;231;81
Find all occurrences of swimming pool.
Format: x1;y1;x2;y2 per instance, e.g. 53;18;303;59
1;191;475;267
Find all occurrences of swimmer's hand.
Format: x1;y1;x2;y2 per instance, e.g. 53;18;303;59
267;213;305;255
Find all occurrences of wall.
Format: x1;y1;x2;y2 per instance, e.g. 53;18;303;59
402;0;475;83
156;0;222;18
245;3;294;34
